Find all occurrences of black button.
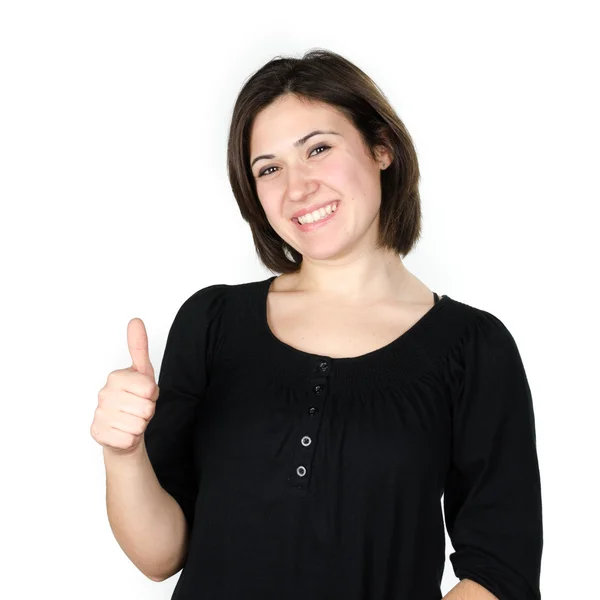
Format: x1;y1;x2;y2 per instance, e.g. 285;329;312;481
318;360;329;372
313;384;324;394
308;406;318;417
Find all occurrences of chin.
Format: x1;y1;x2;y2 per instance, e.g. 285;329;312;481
297;242;350;262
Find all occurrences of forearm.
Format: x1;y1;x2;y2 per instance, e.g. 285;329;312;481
103;438;189;581
443;578;499;600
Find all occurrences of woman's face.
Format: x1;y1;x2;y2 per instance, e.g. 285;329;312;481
249;94;391;263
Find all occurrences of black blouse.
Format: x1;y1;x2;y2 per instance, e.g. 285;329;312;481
144;275;543;600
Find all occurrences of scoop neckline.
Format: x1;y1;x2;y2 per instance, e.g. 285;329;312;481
260;275;449;363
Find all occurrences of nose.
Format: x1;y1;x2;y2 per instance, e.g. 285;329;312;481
285;163;318;202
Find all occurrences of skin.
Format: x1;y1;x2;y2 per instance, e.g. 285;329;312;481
249;93;433;307
249;94;498;599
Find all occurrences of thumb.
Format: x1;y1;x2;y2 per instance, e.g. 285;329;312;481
127;318;156;381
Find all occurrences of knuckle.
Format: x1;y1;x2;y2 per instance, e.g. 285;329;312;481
108;368;128;385
142;403;154;420
143;383;156;399
90;421;104;443
106;370;118;384
97;389;108;405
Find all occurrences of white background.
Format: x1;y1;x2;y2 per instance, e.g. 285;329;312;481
1;1;598;598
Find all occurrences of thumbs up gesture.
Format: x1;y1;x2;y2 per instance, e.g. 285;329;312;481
91;318;160;456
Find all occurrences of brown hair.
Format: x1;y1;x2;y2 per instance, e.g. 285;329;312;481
226;48;422;274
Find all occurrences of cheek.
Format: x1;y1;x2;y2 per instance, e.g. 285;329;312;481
325;153;370;193
257;189;280;219
258;194;292;238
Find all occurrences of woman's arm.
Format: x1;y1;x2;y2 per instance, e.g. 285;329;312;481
104;438;189;581
443;579;499;600
443;311;543;599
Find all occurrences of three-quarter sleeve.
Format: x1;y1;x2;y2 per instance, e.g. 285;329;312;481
144;284;227;531
443;311;543;600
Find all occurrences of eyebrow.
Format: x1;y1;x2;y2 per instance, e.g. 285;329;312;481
250;129;342;169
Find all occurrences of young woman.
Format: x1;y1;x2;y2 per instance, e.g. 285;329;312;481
92;49;543;600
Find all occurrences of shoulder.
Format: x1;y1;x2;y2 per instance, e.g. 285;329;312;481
442;295;517;343
439;296;526;374
175;276;270;323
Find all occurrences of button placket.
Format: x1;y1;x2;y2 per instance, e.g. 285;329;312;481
288;356;331;491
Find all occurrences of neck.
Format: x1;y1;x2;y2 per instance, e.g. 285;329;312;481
291;250;413;305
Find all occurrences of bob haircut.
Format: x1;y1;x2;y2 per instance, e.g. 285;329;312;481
227;48;422;275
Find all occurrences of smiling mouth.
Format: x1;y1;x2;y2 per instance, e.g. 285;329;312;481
292;201;340;231
292;200;340;225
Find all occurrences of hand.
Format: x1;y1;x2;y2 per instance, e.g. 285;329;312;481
91;318;160;456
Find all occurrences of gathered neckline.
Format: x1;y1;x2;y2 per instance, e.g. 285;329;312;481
260;275;450;363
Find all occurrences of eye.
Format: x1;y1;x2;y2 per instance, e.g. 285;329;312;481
257;144;331;178
257;165;278;178
309;144;331;157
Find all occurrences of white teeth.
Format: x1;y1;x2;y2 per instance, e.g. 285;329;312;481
297;202;338;225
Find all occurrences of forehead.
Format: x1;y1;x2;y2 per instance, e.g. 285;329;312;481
250;95;351;152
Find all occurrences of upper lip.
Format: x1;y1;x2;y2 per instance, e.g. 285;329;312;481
291;200;339;220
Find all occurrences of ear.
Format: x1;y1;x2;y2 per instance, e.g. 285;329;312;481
374;144;393;169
